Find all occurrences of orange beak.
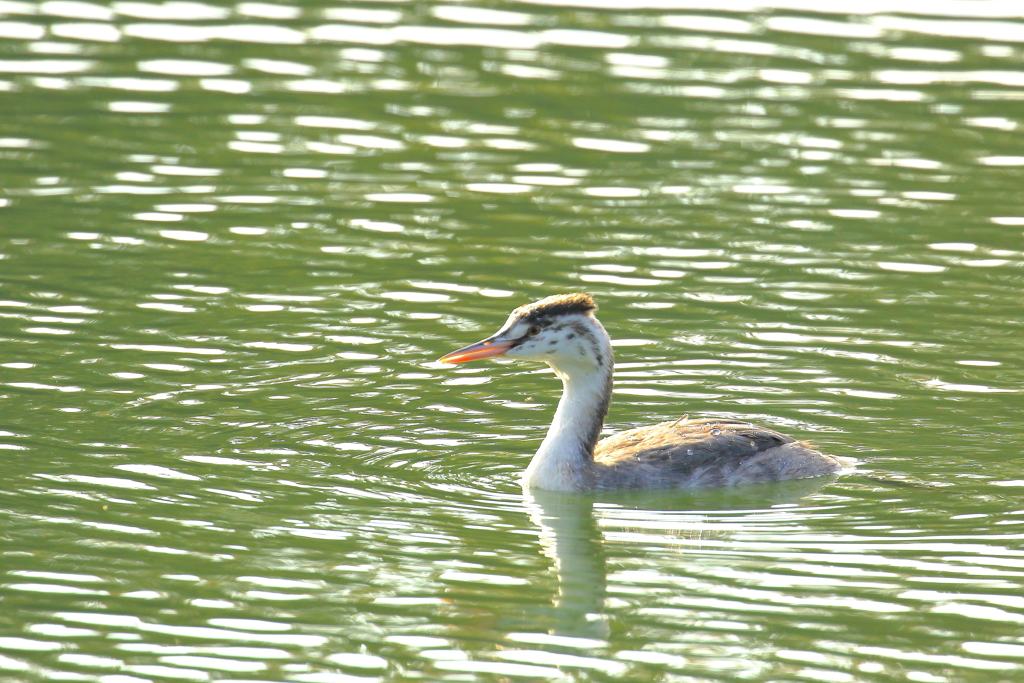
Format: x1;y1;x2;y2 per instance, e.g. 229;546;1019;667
438;338;516;364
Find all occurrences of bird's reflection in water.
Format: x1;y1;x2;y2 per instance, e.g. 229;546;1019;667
523;475;841;640
525;487;610;640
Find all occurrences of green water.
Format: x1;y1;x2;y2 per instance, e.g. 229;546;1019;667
3;1;1024;681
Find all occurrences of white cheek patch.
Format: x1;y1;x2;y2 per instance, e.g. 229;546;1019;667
542;330;575;354
512;330;562;357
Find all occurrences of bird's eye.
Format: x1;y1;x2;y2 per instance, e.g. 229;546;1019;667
527;325;541;337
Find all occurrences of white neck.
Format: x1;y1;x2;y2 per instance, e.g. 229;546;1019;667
522;357;613;492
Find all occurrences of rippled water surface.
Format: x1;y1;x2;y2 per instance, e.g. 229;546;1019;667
4;1;1024;681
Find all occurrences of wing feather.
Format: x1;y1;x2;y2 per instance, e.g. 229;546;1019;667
595;418;800;478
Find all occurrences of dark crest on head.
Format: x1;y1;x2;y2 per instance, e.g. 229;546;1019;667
516;293;597;324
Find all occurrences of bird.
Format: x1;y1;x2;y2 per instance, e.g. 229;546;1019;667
438;293;850;492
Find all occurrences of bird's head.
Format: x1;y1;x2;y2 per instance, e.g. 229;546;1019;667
439;293;611;374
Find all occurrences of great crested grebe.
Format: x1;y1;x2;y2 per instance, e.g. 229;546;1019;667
439;293;849;492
